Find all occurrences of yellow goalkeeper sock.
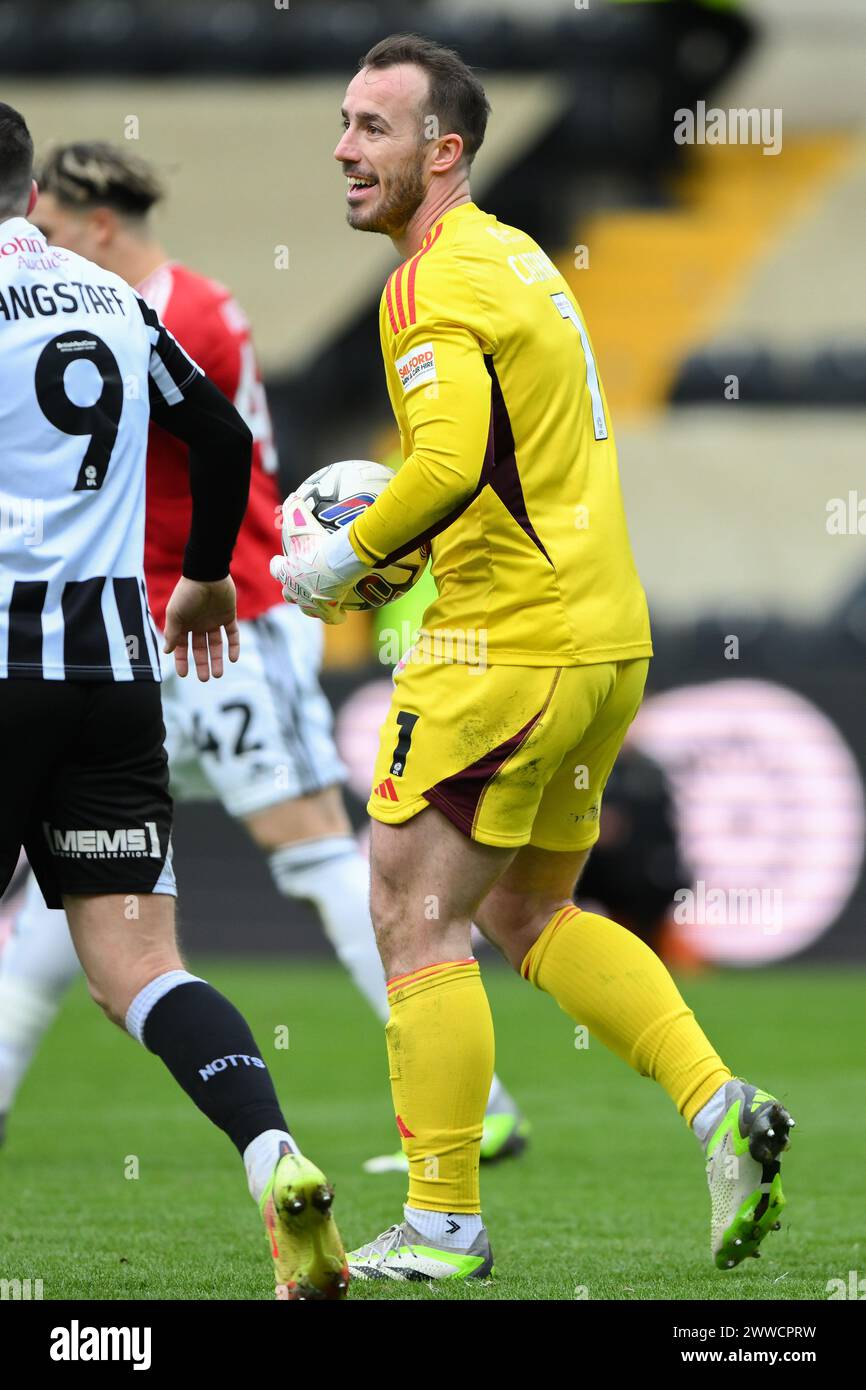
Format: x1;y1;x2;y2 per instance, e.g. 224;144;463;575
522;906;731;1124
386;957;494;1214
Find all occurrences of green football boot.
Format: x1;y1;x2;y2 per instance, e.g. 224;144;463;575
704;1079;795;1270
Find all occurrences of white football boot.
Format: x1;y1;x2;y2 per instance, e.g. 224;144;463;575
704;1079;795;1270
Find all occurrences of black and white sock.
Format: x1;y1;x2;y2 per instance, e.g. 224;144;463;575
126;970;297;1198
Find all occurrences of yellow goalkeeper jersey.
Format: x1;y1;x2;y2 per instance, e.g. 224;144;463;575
349;201;652;666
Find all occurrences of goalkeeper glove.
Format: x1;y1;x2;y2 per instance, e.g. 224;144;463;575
270;492;368;624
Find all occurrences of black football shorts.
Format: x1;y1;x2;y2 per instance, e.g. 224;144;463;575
0;680;175;908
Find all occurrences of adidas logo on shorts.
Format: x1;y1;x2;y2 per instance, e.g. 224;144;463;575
374;777;399;802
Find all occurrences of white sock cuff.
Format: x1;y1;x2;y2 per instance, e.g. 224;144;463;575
0;976;62;1037
243;1129;300;1205
125;969;204;1046
404;1204;483;1251
269;835;359;886
692;1081;731;1148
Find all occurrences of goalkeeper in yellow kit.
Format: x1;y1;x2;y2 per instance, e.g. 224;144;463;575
272;33;795;1283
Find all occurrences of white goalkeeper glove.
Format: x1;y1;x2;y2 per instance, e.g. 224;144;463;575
270;492;368;625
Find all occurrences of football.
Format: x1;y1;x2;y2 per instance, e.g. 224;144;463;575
284;459;430;611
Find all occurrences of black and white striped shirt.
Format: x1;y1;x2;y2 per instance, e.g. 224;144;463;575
0;217;204;681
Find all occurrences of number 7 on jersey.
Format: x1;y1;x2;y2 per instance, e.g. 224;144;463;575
550;291;609;442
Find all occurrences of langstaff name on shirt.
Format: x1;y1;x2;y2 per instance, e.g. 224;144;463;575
0;280;127;322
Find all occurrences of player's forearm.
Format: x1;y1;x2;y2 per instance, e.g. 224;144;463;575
183;429;253;582
352;323;493;565
350;432;487;567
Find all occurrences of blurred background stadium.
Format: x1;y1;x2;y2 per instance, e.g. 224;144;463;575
3;0;866;1308
2;0;865;974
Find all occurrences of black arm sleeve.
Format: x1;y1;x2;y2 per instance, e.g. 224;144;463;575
137;293;253;583
149;372;253;583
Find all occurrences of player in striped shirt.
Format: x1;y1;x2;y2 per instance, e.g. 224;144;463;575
0;139;527;1174
0;108;347;1299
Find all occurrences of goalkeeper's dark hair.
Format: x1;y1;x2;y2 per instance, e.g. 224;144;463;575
361;33;491;167
0;102;34;218
36;141;164;219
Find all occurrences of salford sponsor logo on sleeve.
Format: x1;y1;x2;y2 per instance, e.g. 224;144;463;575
396;341;437;394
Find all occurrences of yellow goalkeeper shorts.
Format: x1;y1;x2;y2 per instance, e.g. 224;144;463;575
367;653;649;850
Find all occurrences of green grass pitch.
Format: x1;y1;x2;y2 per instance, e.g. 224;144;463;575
0;958;860;1301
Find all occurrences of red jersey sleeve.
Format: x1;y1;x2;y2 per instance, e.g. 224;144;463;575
180;297;242;401
142;266;281;629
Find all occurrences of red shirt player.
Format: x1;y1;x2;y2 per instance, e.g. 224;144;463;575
137;261;281;631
